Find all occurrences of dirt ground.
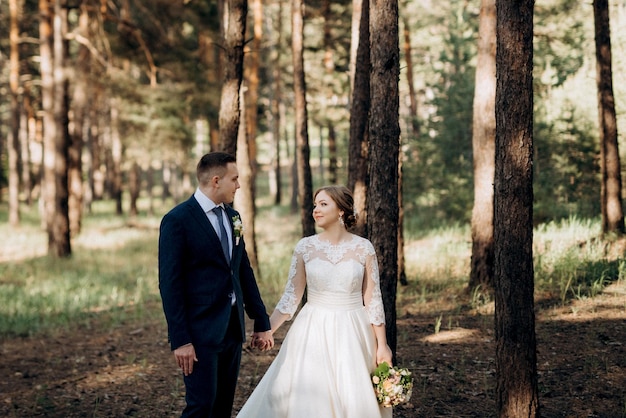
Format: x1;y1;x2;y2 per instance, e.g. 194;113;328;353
1;280;625;418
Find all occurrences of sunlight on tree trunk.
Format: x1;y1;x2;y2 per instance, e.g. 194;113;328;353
594;0;624;235
235;88;260;273
470;0;496;292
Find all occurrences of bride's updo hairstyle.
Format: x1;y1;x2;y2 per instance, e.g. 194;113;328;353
314;185;357;229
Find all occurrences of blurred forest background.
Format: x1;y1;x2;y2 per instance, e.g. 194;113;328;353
1;0;625;233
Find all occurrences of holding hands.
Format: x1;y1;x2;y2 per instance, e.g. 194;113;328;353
250;330;274;351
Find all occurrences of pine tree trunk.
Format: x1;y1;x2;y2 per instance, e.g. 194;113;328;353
20;91;34;206
218;0;247;155
470;0;496;292
348;0;370;238
268;0;283;206
398;155;407;285
129;161;140;217
401;13;419;135
245;0;262;175
292;0;315;237
494;0;538;416
9;0;21;226
235;94;260;272
594;0;624;235
110;99;123;216
368;0;400;356
41;0;71;257
327;123;337;185
68;2;89;236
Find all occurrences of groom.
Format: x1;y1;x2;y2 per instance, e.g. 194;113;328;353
159;151;274;417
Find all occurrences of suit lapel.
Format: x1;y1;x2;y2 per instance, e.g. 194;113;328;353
185;197;223;252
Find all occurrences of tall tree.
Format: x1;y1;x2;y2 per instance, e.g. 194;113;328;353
594;0;624;235
347;0;370;237
292;0;315;237
269;0;284;206
8;0;22;226
68;1;90;235
469;0;496;292
218;0;248;154
368;0;400;356
41;0;71;257
235;89;260;271
401;11;419;136
245;0;262;171
494;0;538;416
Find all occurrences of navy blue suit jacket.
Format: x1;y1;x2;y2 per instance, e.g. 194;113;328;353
158;196;270;350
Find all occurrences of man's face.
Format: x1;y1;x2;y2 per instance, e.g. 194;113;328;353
215;162;240;204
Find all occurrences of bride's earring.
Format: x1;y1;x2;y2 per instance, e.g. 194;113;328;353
339;214;345;227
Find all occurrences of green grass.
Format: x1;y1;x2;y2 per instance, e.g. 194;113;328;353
0;200;623;338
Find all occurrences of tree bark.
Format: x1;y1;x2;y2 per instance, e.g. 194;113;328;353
245;0;262;174
292;0;315;237
235;88;260;272
8;0;21;226
368;0;400;357
469;0;496;292
494;0;539;416
218;0;247;155
69;2;90;236
267;0;284;206
348;0;370;238
129;161;140;217
110;99;123;216
401;12;419;136
41;0;71;257
594;0;624;235
327;122;337;185
398;154;407;285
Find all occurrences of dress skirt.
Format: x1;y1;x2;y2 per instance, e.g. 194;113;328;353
237;291;392;418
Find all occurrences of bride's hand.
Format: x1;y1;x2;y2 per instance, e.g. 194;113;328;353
251;330;275;351
376;344;393;367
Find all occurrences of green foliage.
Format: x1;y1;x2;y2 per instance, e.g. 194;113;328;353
403;0;477;225
0;202;162;337
533;216;625;302
534;0;586;91
399;215;624;315
0;198;622;339
534;104;600;222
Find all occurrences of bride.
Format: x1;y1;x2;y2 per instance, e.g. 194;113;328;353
237;185;393;418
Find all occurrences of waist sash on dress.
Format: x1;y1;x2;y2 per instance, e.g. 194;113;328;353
306;289;364;311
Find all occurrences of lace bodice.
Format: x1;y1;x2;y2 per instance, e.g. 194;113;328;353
275;234;386;325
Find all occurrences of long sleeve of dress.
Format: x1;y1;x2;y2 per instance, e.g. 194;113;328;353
274;239;308;319
362;241;386;326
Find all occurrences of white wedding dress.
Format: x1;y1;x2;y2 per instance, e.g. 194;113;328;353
237;234;392;418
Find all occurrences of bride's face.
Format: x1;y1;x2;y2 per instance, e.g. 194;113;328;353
312;191;342;229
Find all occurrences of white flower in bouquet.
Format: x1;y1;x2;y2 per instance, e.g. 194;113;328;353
371;362;413;407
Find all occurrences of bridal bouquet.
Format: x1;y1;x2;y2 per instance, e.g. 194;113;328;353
371;362;413;407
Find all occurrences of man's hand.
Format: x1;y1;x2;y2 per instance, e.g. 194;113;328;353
174;343;198;376
250;330;274;351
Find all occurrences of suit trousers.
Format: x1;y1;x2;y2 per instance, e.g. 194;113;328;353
181;306;243;418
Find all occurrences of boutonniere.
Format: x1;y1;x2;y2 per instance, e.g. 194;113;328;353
232;215;244;245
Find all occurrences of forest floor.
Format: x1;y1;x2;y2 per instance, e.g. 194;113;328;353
1;243;625;417
1;283;625;417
